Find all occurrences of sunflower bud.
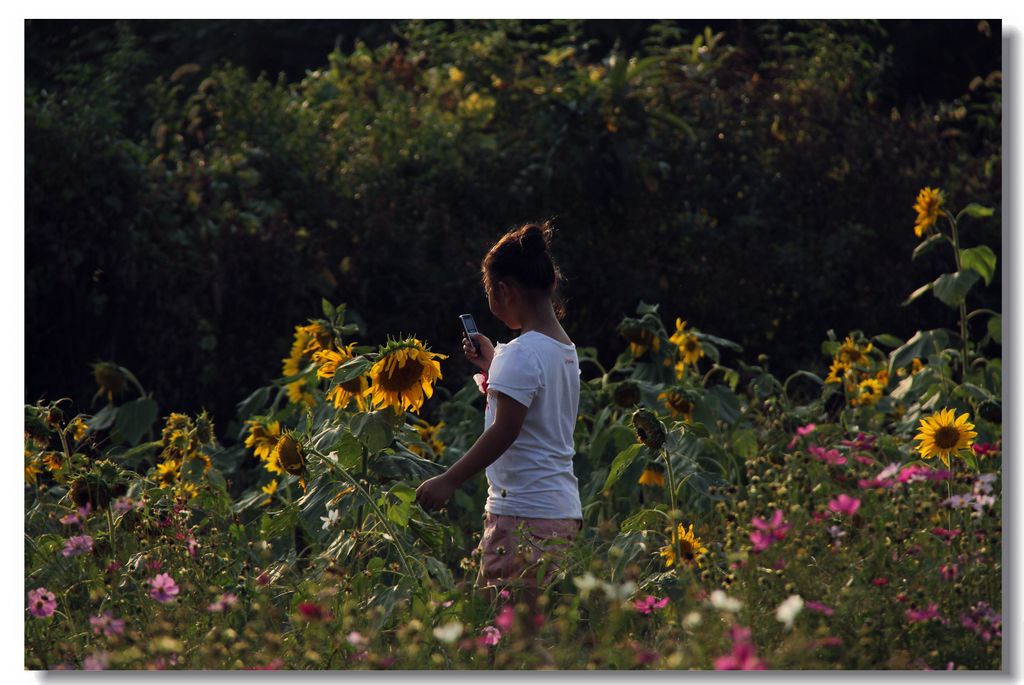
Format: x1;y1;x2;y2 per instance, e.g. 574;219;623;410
195;409;216;446
92;362;127;404
632;408;666;450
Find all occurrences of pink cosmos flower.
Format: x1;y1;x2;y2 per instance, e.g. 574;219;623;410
853;455;875;465
297;601;333;621
787;423;816;449
809;445;847;466
939;563;959;582
840;432;876;451
441;599;455;608
186;537;200;558
872;577;889;587
478;625;502;647
58;505;91;527
633;595;670;614
827;494;861;516
148;573;180;603
771;556;786;570
90;611;125;637
805;600;834;616
714;624;768;670
973;473;997;495
931;527;961;543
62;535;94;557
944;494;973;509
498;589;510;600
207;592;239;613
960;601;1001;642
495;604;516;632
809;636;843;649
27;587;57;618
750;509;792;552
972;442;999;457
906;603;942;622
83;651;110;671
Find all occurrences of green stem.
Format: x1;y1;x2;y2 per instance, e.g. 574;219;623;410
357;446;368;532
946;211;970;384
106;507;116;558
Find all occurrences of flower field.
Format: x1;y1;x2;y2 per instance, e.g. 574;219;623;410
24;190;1001;670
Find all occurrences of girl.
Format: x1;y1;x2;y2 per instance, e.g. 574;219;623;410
415;221;583;613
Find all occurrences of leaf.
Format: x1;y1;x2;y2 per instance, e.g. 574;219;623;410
706;385;741;425
602;443;645;492
731;427;758;459
887;329;950;378
932;270;981;308
389;483;417;503
960;203;994;219
321;298;336;320
330;356;371;389
871;334;906;349
236;385;272;421
620;508;665;534
901;282;933;306
88;403;118;431
695;332;743;352
350;411;394;453
911;232;945;261
959;245;997;286
113;397;159;446
988;315;1001;345
330;430;364;470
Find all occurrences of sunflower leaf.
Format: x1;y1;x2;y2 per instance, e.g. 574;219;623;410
901;282;933;306
887;329;950;378
911;232;945;260
959;203;994;220
330;356;371;388
932;269;980;308
113;397;159;446
620;508;666;534
350;411;394;454
959;245;997;286
987;315;1001;344
602;443;645;492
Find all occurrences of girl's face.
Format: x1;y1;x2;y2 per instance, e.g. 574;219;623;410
487;279;522;330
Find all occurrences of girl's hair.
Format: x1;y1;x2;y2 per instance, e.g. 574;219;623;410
481;220;567;319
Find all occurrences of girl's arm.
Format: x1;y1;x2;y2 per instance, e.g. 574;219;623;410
415;392;528;509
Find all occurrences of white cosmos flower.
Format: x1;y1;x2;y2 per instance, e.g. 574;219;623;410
432;621;464;644
573;572;600;598
775;594;804;630
320;508;340;530
601;579;638;604
709;589;743;613
683;611;703;628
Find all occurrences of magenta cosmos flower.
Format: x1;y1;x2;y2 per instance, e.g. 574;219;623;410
827;494;861;516
62;535;94;557
90;611;125;637
27;587;57;618
750;509;791;552
786;423;816;449
714;624;768;670
809;445;847;466
633;595;670;614
906;603;942;623
147;573;180;603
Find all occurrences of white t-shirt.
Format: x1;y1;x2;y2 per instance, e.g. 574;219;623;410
483;330;583;520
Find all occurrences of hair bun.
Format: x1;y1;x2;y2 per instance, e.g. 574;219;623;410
519;223;549;256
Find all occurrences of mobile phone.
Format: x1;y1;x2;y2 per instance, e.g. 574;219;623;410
459;314;481;354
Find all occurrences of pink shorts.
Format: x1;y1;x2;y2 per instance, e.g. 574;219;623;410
474;512;583;591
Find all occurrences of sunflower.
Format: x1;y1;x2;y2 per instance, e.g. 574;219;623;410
161;412;194;459
638;462;666;487
261;479;278;507
194;409;216;446
300;322;335;357
619;320;661;358
315;343;371;412
836;335;872;368
659;522;708;569
854;377;885;407
911;358;925;375
367;337;447;414
914;408;977;468
177;481;198;500
68;417;89;442
410;420;446;459
913;187;945;238
273;432;306;490
282;324;322;408
659;390;694;422
670;318;705;368
42;451;63;472
156;459;181;485
824;358;851;384
245;419;283;474
25;462;42;485
632;407;666;450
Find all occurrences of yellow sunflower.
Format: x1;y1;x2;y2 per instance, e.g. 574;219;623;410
92;361;127;404
282;324;322;408
910;357;925;375
156;459;181;485
68;417;89;442
670;318;705;367
261;479;278;506
177;481;198;500
273;432;306;490
659;522;708;569
410;420;446;459
913;187;945;238
314;343;371;411
914;407;977;468
855;377;885;407
367;338;447;414
245;419;283;474
836;335;871;367
25;462;42;486
658;390;694;422
824;358;851;384
42;451;63;472
638;462;666;487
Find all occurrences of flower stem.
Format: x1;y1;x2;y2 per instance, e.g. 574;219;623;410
946;211;970;384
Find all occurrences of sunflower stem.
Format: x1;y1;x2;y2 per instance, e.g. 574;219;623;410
945;210;970;385
356;445;368;532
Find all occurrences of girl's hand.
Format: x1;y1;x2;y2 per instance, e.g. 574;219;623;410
463;331;494;372
416;473;456;512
